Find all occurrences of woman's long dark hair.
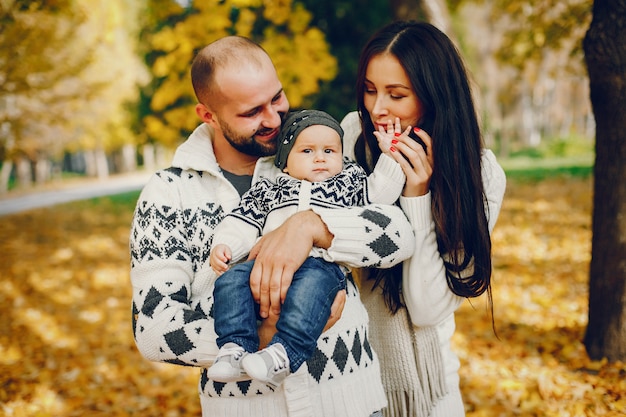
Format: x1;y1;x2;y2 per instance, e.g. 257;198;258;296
355;21;492;314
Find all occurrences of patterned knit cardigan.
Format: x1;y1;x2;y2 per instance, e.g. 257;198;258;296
129;123;416;417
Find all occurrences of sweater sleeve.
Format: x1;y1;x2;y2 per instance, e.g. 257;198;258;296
313;203;416;269
211;180;273;263
211;216;260;264
400;150;507;326
365;154;405;204
319;111;413;268
130;170;219;367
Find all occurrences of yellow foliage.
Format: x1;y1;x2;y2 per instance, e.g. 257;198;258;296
144;114;182;147
262;8;337;107
151;75;189;112
233;0;264;7
145;0;337;145
150;26;179;54
233;8;257;37
263;0;292;25
2;0;147;161
286;1;312;33
163;105;199;133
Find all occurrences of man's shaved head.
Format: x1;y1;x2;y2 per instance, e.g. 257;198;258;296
191;36;271;106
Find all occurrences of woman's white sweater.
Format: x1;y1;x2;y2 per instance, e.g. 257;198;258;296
341;111;507;417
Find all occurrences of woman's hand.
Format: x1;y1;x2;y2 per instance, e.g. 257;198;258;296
376;117;434;197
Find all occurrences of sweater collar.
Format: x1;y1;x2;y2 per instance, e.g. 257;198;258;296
172;124;220;173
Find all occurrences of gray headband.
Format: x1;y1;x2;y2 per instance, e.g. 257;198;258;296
274;110;344;170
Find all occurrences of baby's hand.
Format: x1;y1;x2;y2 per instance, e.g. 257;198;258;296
210;244;232;275
373;117;412;156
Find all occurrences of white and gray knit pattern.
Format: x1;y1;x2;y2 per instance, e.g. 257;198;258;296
129;145;414;416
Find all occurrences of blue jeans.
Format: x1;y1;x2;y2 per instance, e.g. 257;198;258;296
213;256;346;372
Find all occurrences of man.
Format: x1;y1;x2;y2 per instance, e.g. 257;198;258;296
130;36;414;417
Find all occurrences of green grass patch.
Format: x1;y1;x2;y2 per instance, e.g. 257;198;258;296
69;190;141;214
501;154;594;181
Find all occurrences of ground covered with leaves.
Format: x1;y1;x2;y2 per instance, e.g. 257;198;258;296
1;177;625;416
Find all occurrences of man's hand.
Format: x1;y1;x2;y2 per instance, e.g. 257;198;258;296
248;210;333;318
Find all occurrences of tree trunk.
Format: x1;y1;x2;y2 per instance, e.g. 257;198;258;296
35;157;51;185
84;149;97;177
120;144;137;173
583;0;626;362
0;160;13;194
16;157;32;189
84;148;110;179
142;143;156;172
95;148;110;179
389;0;452;35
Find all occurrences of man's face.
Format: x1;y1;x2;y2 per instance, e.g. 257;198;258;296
211;60;290;157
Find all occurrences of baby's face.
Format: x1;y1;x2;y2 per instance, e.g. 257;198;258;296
283;125;343;182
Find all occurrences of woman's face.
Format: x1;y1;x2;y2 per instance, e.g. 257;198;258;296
363;53;423;133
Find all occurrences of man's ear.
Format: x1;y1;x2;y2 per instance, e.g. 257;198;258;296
195;103;215;125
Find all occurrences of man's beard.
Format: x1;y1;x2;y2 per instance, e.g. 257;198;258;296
221;121;280;157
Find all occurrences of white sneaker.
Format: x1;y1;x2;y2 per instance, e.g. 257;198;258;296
206;342;249;382
241;343;290;387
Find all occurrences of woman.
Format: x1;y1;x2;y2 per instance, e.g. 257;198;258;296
341;21;507;416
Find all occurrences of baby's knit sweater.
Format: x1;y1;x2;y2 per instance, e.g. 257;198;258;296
213;157;404;264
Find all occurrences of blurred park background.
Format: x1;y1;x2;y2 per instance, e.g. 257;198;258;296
0;0;594;191
3;0;626;416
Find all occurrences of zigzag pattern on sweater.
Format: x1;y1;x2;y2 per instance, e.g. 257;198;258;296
227;162;369;234
130;168;226;271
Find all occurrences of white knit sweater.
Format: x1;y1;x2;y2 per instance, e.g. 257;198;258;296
341;111;507;417
129;123;416;417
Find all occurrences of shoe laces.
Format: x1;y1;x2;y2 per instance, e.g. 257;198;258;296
217;344;244;360
267;345;289;372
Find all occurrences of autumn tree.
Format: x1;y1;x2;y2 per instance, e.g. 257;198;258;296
390;0;452;32
67;0;149;179
0;0;148;192
447;0;592;154
140;0;337;152
0;0;88;191
583;0;626;361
